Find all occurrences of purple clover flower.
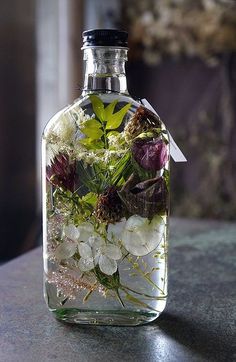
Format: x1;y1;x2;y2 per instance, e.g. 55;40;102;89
46;153;77;192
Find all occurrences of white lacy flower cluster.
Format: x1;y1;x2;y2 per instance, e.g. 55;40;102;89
75;148;128;166
107;132;126;149
45;106;94;165
45;106;128;167
55;215;165;276
72;107;94;129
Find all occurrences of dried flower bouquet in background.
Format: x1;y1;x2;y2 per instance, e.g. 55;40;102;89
122;0;236;64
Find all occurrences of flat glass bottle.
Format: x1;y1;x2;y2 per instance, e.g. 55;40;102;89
42;29;170;326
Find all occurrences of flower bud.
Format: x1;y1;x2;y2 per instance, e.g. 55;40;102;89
46;153;77;192
132;138;168;171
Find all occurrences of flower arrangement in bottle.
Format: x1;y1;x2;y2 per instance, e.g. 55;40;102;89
42;29;170;325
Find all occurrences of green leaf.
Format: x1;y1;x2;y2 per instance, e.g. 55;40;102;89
111;152;132;185
116;176;126;187
79;138;92;146
79;137;104;149
81;128;103;139
106;103;131;130
81;118;103;139
163;169;170;192
104;100;118;120
81;128;103;143
89;95;105;122
83;118;102;128
81;192;97;207
94;266;120;290
76;161;99;193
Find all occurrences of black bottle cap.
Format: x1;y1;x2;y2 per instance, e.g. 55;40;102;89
82;29;128;48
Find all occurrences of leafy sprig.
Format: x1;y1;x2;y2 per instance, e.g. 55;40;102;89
80;95;131;149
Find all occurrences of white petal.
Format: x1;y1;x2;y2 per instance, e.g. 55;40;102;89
125;215;148;231
99;255;117;275
78;257;94;272
64;224;80;241
46;144;60;166
104;245;122;260
77;222;94;242
122;230;147;256
55;242;77;261
78;242;93;259
88;234;104;248
138;215;165;252
94;255;100;266
89;235;105;260
54;114;76;142
145;215;165;245
107;218;126;241
122;215;165;256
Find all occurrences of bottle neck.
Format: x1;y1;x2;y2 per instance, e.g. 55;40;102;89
82;47;129;95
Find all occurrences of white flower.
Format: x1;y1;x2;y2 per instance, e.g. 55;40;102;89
60;222;122;275
77;242;95;272
122;215;165;256
54;242;78;262
71;107;94;128
44;111;77;165
54;222;94;262
107;218;126;242
78;235;122;276
74;149;98;164
46;143;61;166
107;132;125;149
107;215;165;257
52;113;76;143
64;222;93;242
107;134;118;147
64;224;80;241
54;213;164;271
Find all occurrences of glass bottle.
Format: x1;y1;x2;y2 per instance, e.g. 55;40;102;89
42;29;170;326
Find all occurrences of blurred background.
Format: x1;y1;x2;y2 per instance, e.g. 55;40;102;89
0;0;236;262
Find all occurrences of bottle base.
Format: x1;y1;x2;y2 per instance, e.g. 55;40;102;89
51;308;160;326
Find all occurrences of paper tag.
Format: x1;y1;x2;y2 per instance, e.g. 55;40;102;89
141;98;187;162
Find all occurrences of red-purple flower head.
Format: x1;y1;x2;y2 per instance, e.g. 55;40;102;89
46;153;77;192
132;137;168;171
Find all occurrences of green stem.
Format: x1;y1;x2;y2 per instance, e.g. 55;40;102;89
72;185;84;195
123;290;160;313
83;289;94;303
54;189;84;215
120;285;166;300
162;234;168;292
116;289;125;308
61;297;69;305
121;252;129;262
128;258;165;295
102;123;109;149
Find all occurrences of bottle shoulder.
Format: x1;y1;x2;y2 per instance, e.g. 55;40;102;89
43;92;167;140
72;93;168;133
65;93;141;112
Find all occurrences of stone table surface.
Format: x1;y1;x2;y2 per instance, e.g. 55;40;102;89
0;218;235;362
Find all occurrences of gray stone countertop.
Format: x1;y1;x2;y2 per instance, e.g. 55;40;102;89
0;218;235;362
